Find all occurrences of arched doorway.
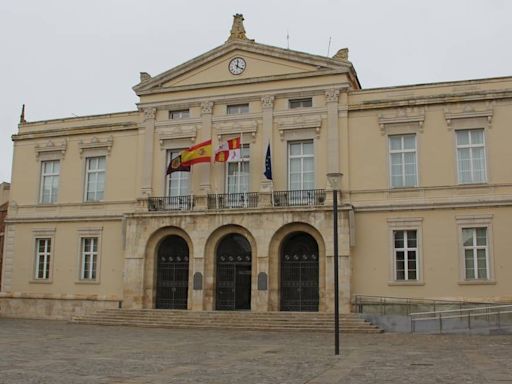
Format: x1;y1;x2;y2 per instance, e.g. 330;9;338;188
156;235;189;309
216;234;252;310
280;232;319;311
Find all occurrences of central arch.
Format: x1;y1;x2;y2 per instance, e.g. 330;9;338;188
215;234;252;310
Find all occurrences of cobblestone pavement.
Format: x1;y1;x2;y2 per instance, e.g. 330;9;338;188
0;318;511;384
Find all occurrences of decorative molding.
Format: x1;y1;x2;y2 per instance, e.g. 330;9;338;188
261;95;275;109
34;139;67;159
158;125;198;147
332;48;349;61
444;102;494;130
143;107;156;121
276;115;322;140
214;120;258;142
378;107;425;135
325;88;340;103
78;136;113;156
201;101;214;115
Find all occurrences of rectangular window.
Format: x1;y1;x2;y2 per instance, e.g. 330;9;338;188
85;156;106;202
393;230;418;281
389;134;417;188
462;227;488;280
456;129;486;184
35;238;51;280
226;144;250;194
227;104;249;115
289;98;312;109
80;237;98;280
288;141;314;190
169;109;190;120
166;150;190;197
40;160;60;203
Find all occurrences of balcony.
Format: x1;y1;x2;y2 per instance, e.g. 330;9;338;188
148;195;194;211
147;189;326;212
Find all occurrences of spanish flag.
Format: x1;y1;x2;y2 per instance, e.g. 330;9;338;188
215;137;241;162
166;139;212;174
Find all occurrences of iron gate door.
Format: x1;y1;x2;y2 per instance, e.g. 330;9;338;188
156;236;189;309
216;234;252;310
280;232;319;311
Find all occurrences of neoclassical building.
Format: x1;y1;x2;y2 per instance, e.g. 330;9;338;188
1;15;512;319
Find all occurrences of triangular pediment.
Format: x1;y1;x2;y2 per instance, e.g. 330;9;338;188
133;40;356;95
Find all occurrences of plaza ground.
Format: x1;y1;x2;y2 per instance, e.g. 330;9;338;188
0;318;511;383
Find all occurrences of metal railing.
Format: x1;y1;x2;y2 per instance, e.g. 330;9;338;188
353;295;493;315
148;195;194;211
272;189;326;207
410;304;512;333
207;192;258;209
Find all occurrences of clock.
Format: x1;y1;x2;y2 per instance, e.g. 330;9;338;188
228;57;246;75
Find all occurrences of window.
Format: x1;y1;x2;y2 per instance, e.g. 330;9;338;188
80;237;98;280
289;98;312;109
226;144;250;194
85;156;106;201
40;160;60;203
456;129;486;184
166;150;190;197
35;238;51;280
389;135;417;188
462;227;489;280
288;141;314;190
393;230;418;281
227;104;249;115
169;109;190;120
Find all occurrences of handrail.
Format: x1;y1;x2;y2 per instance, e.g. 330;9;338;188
354;294;493;305
410;304;512;333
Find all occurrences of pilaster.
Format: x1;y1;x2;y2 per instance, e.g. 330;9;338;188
260;95;274;191
325;88;340;179
140;107;156;198
199;101;214;194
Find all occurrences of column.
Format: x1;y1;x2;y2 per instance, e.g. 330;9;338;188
198;101;213;194
259;95;274;210
325;88;340;176
140;107;156;198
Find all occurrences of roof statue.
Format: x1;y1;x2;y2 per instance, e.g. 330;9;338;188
227;13;252;42
333;48;349;61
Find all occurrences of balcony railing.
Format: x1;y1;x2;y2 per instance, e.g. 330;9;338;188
207;192;258;209
272;189;326;207
148;195;194;211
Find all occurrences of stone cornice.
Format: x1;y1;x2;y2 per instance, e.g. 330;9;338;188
34;139;67;158
13;122;138;141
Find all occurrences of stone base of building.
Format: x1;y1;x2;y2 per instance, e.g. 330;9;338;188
0;293;121;320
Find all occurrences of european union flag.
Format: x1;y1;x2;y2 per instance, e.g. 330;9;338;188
264;143;272;180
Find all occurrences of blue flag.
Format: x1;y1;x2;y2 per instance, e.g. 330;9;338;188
264;142;272;180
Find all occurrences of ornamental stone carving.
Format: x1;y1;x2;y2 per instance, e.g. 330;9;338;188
261;95;275;109
333;48;349;61
201;101;214;114
227;13;250;42
143;107;156;121
325;88;340;103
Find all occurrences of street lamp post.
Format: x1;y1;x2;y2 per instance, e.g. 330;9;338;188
327;172;343;356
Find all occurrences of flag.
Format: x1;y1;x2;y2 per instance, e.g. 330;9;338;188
182;139;212;165
166;139;212;174
166;154;191;174
215;137;241;162
264;142;272;180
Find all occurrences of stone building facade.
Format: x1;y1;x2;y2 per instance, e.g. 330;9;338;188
1;15;512;319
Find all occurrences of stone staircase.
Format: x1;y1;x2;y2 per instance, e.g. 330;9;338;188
71;309;383;333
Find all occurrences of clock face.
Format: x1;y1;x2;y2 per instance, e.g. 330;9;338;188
228;57;246;75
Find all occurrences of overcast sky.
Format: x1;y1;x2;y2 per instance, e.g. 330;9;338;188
1;0;511;183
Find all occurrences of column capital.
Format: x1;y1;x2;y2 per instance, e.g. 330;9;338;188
201;101;214;115
143;107;156;121
325;88;340;103
261;95;275;109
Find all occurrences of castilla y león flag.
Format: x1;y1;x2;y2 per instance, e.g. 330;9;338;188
166;139;212;174
215;137;241;162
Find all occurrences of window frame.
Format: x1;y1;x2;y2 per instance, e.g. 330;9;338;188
392;230;419;281
287;140;315;191
84;155;106;202
226;103;249;115
76;228;103;284
166;149;190;198
169;109;190;120
225;144;250;195
39;159;60;204
80;237;98;281
289;98;313;109
388;134;418;188
34;238;52;280
455;128;487;185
